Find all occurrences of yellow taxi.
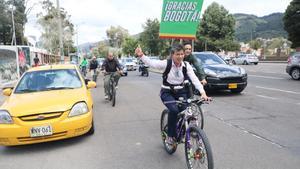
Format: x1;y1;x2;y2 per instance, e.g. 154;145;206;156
0;64;96;146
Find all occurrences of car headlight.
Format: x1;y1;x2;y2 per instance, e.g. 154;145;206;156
0;110;13;124
240;67;246;75
68;102;89;117
204;69;217;77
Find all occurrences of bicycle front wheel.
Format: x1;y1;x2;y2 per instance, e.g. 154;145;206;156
185;126;214;169
111;82;116;107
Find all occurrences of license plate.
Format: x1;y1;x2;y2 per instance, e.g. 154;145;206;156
30;125;53;137
228;83;237;89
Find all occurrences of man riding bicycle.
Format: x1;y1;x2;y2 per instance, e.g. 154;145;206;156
89;56;99;82
135;44;210;147
80;57;88;77
101;52;123;100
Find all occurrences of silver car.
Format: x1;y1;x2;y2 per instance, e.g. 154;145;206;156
232;54;259;65
286;52;300;80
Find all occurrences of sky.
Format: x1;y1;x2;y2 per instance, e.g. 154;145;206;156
24;0;292;45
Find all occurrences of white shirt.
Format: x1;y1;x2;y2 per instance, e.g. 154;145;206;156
140;55;204;94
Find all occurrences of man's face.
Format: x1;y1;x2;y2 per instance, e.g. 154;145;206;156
107;53;114;60
172;50;185;65
184;44;192;56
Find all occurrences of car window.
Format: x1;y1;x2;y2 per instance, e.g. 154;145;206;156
194;53;226;65
15;69;82;93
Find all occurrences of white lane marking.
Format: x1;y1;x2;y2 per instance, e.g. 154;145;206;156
256;86;300;95
248;75;285;80
256;95;278;100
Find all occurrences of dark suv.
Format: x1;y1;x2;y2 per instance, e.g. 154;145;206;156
286;52;300;80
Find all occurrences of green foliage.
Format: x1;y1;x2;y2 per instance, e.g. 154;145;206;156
37;0;75;55
267;37;285;49
0;0;27;45
249;39;263;50
235;13;287;42
106;26;129;48
139;18;169;56
97;42;109;57
195;2;239;52
283;0;300;48
122;37;138;56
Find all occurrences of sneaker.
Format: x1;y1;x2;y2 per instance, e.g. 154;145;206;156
165;136;176;147
104;95;109;100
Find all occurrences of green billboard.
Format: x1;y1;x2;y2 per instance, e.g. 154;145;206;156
159;0;204;39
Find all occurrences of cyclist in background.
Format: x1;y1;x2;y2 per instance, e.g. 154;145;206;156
80;57;88;77
183;42;207;85
101;52;123;100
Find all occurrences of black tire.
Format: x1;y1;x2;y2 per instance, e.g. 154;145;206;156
254;62;258;65
111;82;116;107
185;126;214;169
198;105;204;129
230;87;245;93
86;120;95;135
232;60;236;65
291;68;300;80
243;60;248;65
160;109;177;154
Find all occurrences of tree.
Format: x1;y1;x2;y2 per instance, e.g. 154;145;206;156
97;41;109;57
195;2;240;52
139;18;168;56
0;0;11;45
249;39;263;50
106;25;129;48
0;0;27;45
37;0;75;55
283;0;300;48
122;37;138;56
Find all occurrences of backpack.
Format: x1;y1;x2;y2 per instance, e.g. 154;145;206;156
162;59;188;86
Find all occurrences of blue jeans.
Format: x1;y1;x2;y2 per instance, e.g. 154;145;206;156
160;88;188;138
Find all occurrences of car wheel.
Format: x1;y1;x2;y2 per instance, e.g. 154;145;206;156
232;60;236;65
291;68;300;80
254;62;258;65
243;60;248;65
86;120;95;135
230;88;245;94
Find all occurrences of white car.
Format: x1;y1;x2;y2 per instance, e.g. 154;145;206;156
121;58;137;71
232;54;259;65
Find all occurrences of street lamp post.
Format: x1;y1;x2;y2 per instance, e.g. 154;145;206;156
56;0;64;63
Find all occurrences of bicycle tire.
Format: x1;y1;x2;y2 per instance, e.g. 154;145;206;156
111;81;116;107
198;105;204;129
160;109;177;154
184;126;214;169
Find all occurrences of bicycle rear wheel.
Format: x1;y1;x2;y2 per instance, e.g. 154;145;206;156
111;82;116;107
160;109;177;154
185;126;213;169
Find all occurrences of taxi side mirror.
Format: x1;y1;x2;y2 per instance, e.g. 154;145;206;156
2;88;13;96
87;81;96;89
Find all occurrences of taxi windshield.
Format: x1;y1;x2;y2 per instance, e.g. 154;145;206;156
15;69;82;93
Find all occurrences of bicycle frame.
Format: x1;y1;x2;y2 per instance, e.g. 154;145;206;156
175;102;202;143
